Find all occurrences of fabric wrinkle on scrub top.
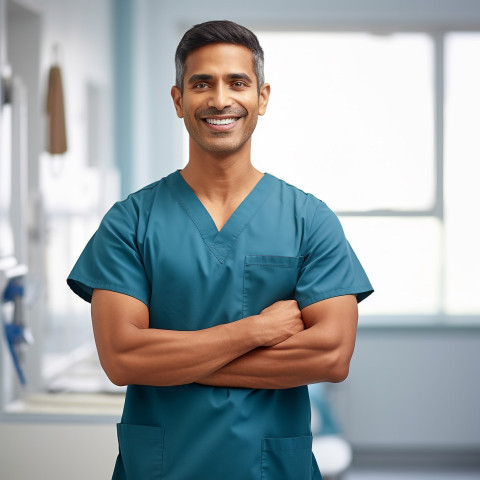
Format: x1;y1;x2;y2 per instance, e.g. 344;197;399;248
67;170;373;480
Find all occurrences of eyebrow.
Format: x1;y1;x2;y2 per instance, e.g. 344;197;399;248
228;73;253;83
187;73;253;84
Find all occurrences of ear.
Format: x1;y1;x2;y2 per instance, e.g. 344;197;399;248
171;86;184;118
258;83;271;116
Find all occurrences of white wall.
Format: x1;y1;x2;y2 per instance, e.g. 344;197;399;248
0;423;118;480
34;0;114;170
335;329;480;449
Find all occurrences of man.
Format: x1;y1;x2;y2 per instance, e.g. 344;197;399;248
68;20;373;480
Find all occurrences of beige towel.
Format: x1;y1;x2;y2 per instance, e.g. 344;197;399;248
46;65;67;154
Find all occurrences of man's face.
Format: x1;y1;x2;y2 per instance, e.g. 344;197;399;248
171;43;270;156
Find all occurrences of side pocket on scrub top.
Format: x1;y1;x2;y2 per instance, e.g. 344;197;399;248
261;436;313;480
117;423;165;480
243;255;304;317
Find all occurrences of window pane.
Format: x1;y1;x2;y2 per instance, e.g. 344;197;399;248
253;32;435;211
44;216;97;356
444;33;480;315
41;163;101;367
340;217;442;315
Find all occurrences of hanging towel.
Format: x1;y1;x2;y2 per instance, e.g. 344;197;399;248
46;64;67;154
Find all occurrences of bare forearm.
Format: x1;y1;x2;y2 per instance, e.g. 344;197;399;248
197;296;359;389
100;317;262;386
92;291;305;388
196;328;344;389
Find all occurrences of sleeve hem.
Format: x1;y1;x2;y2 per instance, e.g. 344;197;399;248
296;284;374;309
67;275;150;308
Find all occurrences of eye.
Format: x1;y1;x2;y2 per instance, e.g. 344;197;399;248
193;82;208;89
233;81;247;88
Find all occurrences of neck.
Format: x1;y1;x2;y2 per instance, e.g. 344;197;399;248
181;139;263;203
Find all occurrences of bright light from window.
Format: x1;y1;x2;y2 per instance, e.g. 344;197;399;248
253;32;435;212
444;33;480;316
341;217;442;316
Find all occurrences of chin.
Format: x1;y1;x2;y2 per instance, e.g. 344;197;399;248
205;140;249;155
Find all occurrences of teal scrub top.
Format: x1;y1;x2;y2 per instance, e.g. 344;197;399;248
67;170;373;480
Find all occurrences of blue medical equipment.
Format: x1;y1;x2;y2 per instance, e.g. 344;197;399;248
2;276;32;385
1;261;30;386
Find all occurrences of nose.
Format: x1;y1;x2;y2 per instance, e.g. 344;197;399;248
208;83;232;111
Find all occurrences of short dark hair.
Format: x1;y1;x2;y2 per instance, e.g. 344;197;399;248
175;20;265;94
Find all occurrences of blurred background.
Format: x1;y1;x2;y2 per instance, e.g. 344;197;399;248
1;0;479;479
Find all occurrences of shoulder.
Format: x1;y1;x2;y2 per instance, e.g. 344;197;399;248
98;174;175;239
103;174;173;221
265;174;344;243
119;178;165;215
265;173;332;220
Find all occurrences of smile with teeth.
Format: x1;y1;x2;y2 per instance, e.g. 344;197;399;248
205;118;238;125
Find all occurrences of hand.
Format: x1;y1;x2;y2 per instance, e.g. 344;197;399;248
256;300;304;347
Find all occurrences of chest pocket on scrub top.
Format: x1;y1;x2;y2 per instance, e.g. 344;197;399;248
242;255;304;317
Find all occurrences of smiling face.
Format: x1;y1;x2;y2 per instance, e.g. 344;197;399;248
171;43;270;158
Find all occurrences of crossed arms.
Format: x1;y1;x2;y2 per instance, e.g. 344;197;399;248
91;289;358;389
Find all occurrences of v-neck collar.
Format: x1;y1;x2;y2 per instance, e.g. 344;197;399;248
166;170;275;264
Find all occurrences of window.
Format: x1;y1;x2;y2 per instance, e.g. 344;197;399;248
444;33;480;317
41;162;103;379
248;31;480;324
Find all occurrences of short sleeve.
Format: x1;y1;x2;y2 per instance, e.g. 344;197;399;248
67;200;151;307
295;202;373;309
